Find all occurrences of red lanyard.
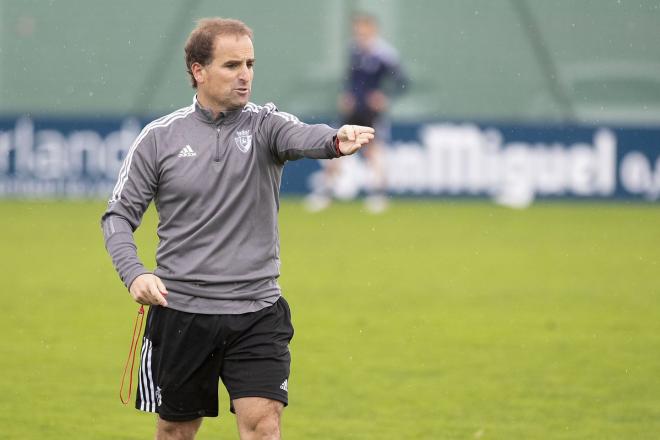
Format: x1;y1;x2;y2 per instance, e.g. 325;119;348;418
119;305;145;404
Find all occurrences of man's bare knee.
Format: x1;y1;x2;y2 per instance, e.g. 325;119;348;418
234;397;284;440
156;417;202;440
253;415;280;439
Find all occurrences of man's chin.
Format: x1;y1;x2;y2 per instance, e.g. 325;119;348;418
230;96;250;110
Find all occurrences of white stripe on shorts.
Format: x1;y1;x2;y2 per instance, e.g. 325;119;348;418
138;337;156;413
145;339;156;412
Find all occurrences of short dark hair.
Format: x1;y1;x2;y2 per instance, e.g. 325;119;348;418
184;17;253;88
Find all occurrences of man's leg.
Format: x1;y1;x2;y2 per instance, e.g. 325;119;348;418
304;159;340;212
234;397;284;440
156;417;203;440
363;141;389;213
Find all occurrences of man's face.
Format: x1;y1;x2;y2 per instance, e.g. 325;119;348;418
353;19;377;51
196;34;254;111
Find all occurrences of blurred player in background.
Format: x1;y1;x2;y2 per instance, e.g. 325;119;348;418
306;13;408;213
101;17;374;440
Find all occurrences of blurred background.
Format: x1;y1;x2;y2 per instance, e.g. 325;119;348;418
1;0;659;204
1;1;659;439
2;0;660;123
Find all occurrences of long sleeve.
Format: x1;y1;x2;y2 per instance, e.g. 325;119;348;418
259;104;339;163
101;129;159;289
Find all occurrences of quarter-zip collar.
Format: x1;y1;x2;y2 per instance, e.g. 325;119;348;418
192;95;243;125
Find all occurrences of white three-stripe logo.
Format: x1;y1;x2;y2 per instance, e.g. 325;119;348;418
177;145;197;157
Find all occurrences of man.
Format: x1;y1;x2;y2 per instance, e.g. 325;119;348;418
102;18;374;440
306;13;407;213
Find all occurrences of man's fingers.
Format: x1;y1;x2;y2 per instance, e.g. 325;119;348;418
130;285;147;305
155;277;168;296
347;125;374;140
355;126;375;135
133;276;168;306
128;274;167;306
357;133;375;144
136;274;167;306
346;125;356;141
152;290;168;306
153;277;169;306
353;133;375;149
131;291;146;305
337;125;376;155
148;281;168;306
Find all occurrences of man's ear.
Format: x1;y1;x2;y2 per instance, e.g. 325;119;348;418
191;62;205;86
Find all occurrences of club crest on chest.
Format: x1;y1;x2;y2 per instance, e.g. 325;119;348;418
234;129;252;153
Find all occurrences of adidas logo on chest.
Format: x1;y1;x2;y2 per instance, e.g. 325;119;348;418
178;145;197;157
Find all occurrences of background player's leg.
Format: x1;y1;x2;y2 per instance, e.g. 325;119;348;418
156;417;202;440
363;140;388;213
234;397;284;440
305;159;341;212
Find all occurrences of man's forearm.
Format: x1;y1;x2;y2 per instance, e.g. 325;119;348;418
102;214;150;289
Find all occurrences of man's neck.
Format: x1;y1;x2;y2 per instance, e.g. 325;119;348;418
195;94;227;119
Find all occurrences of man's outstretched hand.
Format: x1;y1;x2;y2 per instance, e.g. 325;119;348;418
337;125;375;155
129;273;168;306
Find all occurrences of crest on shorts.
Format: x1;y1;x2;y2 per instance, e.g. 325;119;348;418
234;129;252;153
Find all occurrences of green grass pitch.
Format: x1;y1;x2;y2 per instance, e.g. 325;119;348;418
1;199;659;439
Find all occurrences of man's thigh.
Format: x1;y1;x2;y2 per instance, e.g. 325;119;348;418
220;297;294;411
234;397;284;418
137;305;223;421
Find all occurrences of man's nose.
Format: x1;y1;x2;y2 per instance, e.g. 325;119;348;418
238;64;250;81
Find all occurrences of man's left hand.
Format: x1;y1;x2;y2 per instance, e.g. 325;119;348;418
337;125;375;155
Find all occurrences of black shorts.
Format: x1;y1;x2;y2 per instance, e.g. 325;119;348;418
135;297;294;421
344;109;381;128
343;110;391;144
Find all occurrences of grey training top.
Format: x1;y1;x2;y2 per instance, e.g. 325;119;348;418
102;96;339;314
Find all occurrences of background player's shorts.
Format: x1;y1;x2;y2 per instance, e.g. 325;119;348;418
135;297;294;421
344;109;380;128
343;110;391;145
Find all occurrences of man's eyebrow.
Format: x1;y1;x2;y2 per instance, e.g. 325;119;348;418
223;58;256;65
